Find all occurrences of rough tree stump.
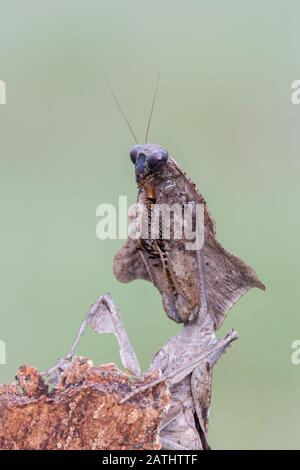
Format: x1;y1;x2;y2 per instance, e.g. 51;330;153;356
0;357;169;450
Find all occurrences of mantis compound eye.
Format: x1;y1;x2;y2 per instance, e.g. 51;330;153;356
147;149;169;171
129;145;140;164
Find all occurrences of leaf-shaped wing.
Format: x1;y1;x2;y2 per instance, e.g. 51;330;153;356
202;235;265;329
113;238;150;283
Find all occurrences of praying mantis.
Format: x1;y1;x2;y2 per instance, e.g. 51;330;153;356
45;75;264;449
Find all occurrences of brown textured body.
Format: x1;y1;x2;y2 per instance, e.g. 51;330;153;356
114;144;265;327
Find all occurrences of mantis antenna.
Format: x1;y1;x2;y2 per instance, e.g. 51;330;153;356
145;71;161;143
102;72;138;144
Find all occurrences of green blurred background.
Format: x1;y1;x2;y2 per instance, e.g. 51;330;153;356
0;0;299;449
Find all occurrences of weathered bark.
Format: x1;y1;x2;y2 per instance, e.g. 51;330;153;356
0;358;169;450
